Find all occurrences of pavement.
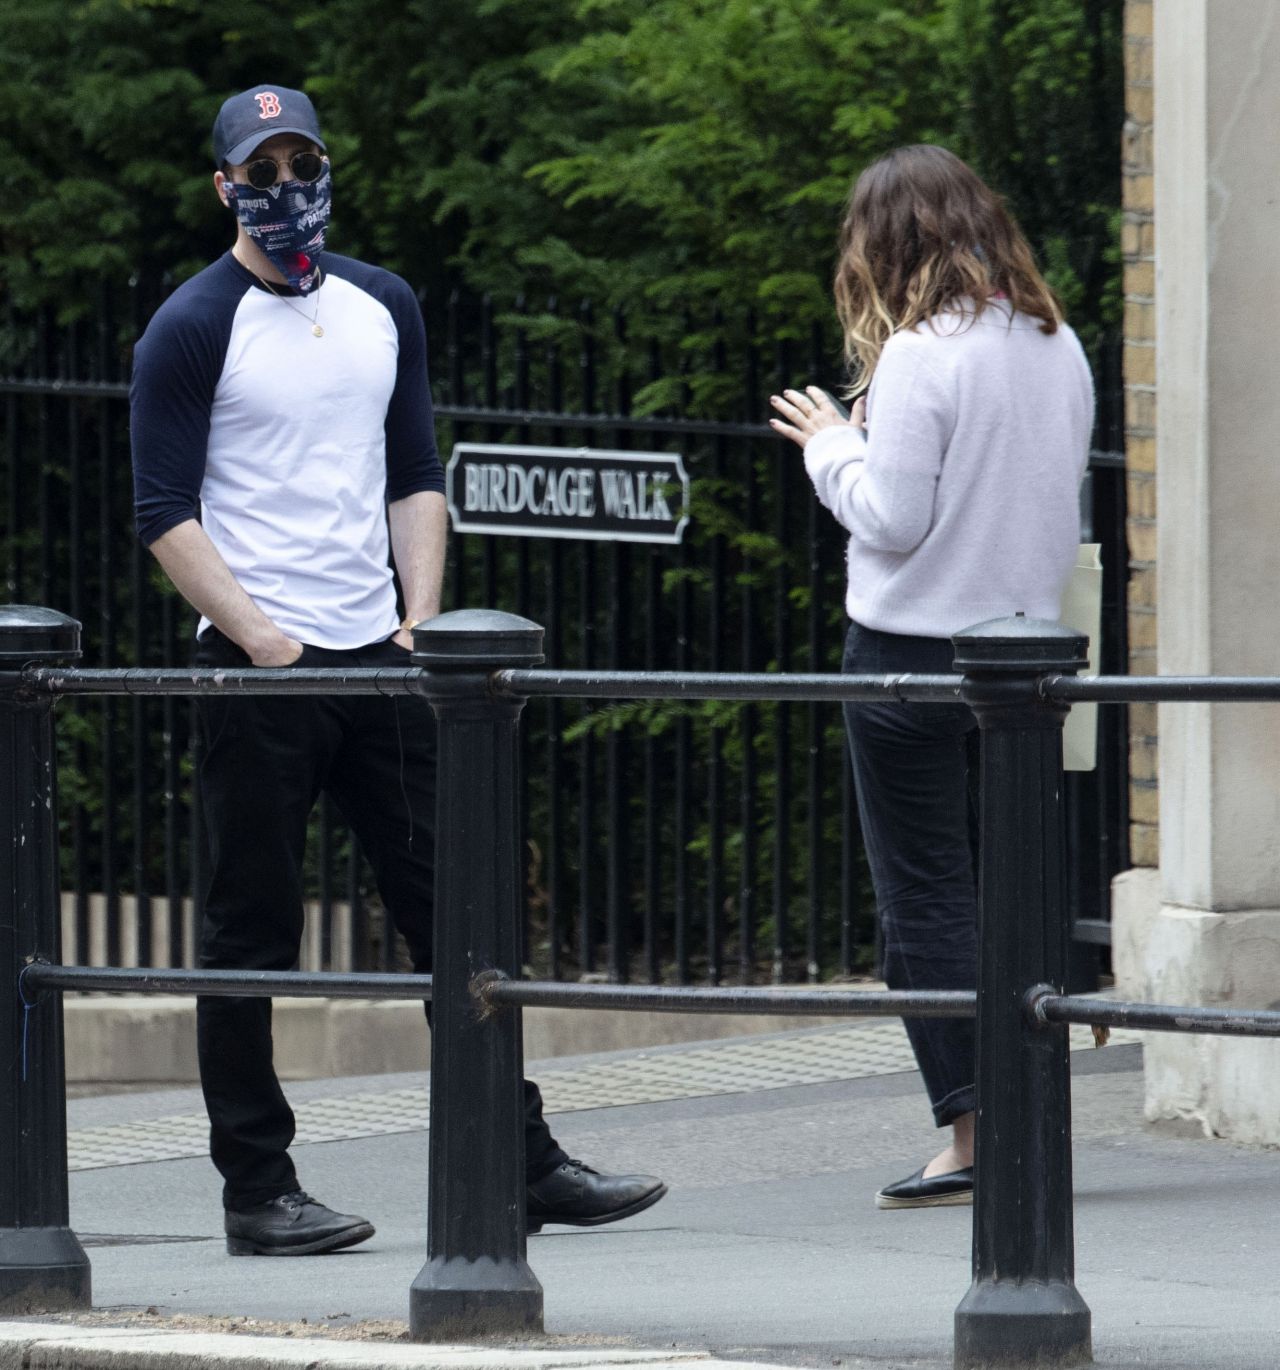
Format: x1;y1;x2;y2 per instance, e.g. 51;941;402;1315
5;1017;1280;1369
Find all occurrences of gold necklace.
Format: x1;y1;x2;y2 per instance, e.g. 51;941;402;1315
256;268;324;337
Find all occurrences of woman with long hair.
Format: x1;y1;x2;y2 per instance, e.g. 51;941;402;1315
769;144;1094;1209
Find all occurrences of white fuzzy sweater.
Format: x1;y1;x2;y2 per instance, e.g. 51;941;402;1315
803;304;1094;639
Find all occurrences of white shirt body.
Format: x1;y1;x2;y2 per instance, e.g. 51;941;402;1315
201;276;400;646
130;251;443;650
803;304;1095;639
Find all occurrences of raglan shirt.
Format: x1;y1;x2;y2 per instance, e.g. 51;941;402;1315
803;305;1094;638
130;251;445;649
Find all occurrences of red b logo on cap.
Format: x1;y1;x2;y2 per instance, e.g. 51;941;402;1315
255;92;282;119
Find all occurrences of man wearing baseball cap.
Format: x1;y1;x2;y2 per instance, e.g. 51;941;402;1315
129;84;667;1256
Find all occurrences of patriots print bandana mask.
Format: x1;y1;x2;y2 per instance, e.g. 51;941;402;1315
225;165;332;295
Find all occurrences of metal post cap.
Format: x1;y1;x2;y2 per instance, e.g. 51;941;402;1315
0;606;82;662
411;609;545;669
951;614;1088;674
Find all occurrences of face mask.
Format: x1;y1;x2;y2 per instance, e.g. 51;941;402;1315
225;165;332;295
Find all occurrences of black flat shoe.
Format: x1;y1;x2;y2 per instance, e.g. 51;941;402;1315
526;1160;667;1234
875;1165;973;1210
224;1190;375;1255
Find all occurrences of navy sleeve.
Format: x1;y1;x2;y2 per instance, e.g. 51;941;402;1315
129;261;242;546
380;277;445;503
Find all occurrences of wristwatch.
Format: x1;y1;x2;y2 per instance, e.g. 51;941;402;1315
400;618;422;633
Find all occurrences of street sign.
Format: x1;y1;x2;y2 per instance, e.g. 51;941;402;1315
445;443;690;545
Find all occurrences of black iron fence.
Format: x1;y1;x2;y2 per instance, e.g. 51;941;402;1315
6;605;1280;1368
0;285;1128;983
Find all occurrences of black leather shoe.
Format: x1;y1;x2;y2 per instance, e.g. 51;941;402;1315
224;1190;375;1256
875;1165;973;1210
526;1160;667;1234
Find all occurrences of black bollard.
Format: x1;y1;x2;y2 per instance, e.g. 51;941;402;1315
952;616;1091;1370
0;606;91;1313
408;610;545;1339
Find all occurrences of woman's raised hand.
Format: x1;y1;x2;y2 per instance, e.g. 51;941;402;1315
769;386;864;448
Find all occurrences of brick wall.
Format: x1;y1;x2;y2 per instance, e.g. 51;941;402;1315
1123;0;1157;867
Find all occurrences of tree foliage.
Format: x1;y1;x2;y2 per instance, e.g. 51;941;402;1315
1;0;1122;350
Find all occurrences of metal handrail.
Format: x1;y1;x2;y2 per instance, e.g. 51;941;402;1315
476;975;974;1018
22;964;434;1001
1042;673;1280;702
21;665;423;697
21;665;966;703
31;663;1280;706
1029;986;1280;1037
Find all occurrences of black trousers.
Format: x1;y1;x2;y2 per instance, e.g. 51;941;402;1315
194;629;567;1211
841;621;978;1128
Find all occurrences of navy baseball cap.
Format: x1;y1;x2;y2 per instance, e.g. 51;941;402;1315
212;85;326;167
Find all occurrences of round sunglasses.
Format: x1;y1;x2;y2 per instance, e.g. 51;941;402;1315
241;151;326;192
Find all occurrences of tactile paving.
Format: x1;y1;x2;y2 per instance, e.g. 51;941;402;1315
66;1019;1138;1172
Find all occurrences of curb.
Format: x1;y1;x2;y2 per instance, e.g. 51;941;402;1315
0;1323;786;1370
63;995;863;1087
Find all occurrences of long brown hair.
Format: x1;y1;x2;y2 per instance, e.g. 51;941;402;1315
833;144;1061;394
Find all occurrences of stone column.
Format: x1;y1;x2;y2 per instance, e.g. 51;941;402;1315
1115;0;1280;1142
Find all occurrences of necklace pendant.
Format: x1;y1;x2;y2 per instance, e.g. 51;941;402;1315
312;324;324;338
